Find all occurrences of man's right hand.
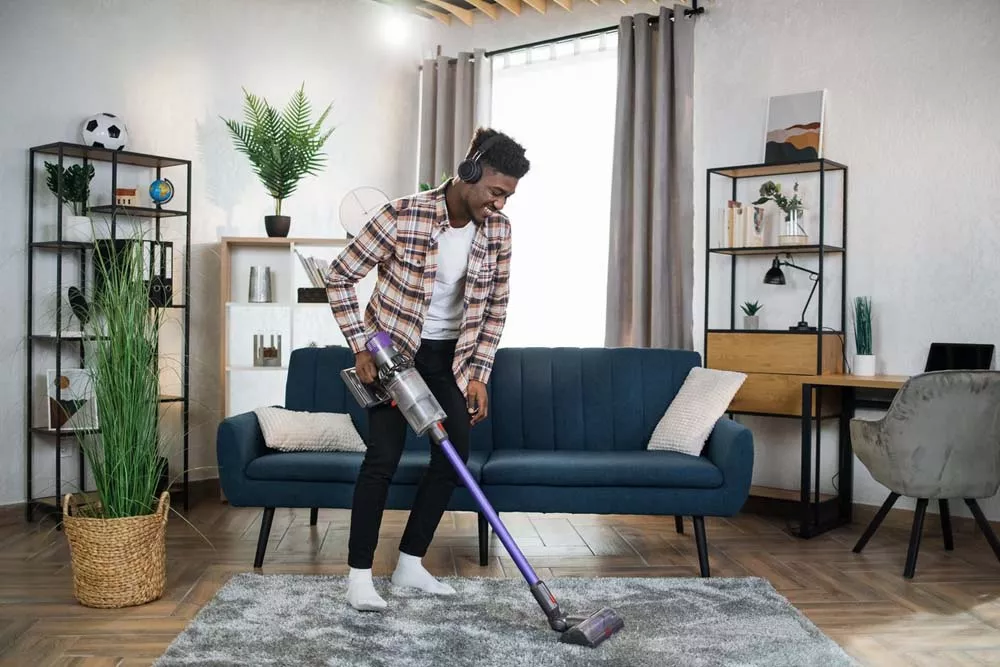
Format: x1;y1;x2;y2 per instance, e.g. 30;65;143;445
355;350;378;384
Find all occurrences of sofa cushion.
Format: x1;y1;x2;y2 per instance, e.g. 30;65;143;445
254;406;366;453
647;367;747;455
481;450;723;488
245;450;490;484
489;347;701;452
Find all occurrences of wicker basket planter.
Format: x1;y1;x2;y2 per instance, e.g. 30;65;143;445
62;491;170;608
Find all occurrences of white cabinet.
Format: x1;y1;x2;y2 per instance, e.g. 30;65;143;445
219;237;376;418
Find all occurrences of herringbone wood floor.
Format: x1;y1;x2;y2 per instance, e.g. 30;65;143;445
4;492;1000;666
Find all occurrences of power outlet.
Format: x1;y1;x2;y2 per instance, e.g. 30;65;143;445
60;442;74;458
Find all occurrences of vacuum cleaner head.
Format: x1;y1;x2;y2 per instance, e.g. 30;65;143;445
559;607;625;648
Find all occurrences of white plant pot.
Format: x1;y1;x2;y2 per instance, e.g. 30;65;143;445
854;354;876;376
743;315;759;330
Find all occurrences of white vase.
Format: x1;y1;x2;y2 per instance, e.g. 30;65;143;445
778;209;809;246
854;354;876;376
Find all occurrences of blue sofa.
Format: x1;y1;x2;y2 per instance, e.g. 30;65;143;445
217;345;754;576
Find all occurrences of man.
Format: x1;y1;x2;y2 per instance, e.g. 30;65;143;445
325;128;530;611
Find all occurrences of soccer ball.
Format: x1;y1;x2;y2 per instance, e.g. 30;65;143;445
81;113;128;151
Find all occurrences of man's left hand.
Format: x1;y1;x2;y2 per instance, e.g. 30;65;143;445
467;380;488;425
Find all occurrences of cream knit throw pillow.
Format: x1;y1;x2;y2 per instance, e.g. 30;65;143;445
254;406;367;453
647;367;747;456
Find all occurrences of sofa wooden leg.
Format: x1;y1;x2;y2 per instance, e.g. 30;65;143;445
674;516;684;534
309;507;319;526
254;507;275;569
478;513;489;566
692;516;709;577
904;498;928;579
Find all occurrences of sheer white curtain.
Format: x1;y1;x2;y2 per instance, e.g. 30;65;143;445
489;34;619;348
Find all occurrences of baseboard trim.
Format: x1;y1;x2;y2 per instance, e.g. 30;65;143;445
4;481;998;538
1;478;221;522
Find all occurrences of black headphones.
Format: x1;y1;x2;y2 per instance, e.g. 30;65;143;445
457;134;501;184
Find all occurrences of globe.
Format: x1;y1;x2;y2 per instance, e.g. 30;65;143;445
149;178;174;204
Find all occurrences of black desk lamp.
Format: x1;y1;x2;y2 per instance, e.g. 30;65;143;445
764;256;818;332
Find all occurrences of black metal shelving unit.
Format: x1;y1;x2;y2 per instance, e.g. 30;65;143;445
703;157;849;535
704;158;849;348
25;141;192;522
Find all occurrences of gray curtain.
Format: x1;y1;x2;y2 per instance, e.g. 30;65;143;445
418;49;491;188
605;6;695;350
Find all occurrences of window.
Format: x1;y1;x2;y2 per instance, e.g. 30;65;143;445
489;33;618;348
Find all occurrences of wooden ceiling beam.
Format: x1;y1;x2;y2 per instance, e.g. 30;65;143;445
416;5;452;24
552;0;572;9
423;0;475;26
523;0;547;13
494;0;522;15
467;0;501;19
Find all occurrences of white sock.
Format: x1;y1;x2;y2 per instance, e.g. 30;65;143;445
347;567;387;611
391;552;456;595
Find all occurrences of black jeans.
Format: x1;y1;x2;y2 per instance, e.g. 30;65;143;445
347;338;471;569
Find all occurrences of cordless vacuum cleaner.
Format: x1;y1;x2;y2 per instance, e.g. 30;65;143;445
341;331;625;649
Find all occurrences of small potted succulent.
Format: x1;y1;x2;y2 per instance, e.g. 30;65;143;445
741;300;763;330
420;172;450;192
753;180;807;246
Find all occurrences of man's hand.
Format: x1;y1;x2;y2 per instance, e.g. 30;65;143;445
467;380;488;425
355;350;378;384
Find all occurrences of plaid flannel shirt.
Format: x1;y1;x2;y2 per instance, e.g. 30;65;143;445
325;182;512;395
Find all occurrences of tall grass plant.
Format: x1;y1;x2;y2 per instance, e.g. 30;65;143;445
77;228;165;518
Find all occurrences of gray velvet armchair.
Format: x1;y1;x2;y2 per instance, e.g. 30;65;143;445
850;370;1000;578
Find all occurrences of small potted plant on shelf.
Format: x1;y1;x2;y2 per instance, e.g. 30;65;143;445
753;180;807;246
741;300;763;330
60;229;172;608
44;161;95;242
420;172;450;191
221;83;335;237
852;295;875;376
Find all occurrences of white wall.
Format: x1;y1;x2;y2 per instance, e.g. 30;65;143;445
438;0;1000;519
0;0;446;505
4;0;999;521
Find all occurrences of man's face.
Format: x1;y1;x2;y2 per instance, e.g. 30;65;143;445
465;166;518;224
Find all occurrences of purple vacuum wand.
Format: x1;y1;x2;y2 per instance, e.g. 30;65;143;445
364;332;539;585
360;332;625;646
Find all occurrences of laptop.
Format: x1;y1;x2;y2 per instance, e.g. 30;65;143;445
923;342;995;372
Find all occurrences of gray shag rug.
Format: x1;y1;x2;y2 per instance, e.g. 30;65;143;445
153;573;858;666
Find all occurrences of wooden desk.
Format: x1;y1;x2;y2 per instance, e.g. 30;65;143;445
796;374;910;538
804;374;909;390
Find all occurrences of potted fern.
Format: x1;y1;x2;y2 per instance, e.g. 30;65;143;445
852;296;875;376
61;229;172;608
44;161;94;242
741;300;763;330
221;83;335;237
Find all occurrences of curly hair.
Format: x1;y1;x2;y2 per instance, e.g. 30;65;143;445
466;127;530;179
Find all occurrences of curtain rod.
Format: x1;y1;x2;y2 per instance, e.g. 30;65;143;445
484;0;703;58
483;23;622;59
421;0;703;67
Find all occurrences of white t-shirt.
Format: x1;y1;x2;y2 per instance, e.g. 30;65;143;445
421;222;478;340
